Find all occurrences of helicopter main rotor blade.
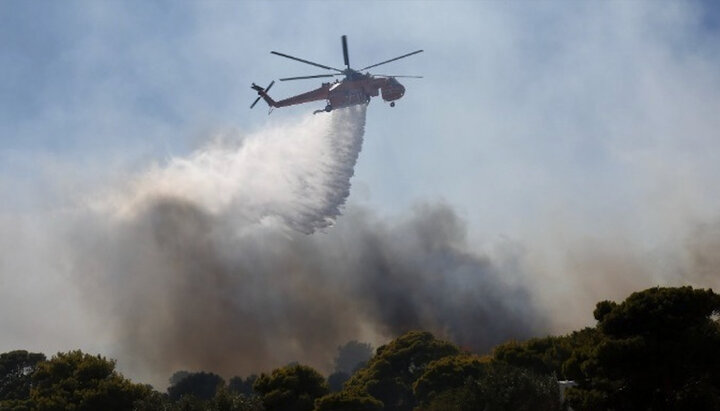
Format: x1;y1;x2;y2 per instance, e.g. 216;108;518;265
374;75;424;78
270;51;343;73
279;74;339;81
360;49;424;71
342;35;350;69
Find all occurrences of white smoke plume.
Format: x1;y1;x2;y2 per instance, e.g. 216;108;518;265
99;105;367;234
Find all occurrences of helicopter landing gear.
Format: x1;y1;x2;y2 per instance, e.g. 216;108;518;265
390;102;395;107
325;104;333;112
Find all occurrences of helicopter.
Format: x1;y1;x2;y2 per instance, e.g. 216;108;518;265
251;35;423;114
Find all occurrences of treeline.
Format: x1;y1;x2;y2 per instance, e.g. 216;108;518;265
2;286;720;410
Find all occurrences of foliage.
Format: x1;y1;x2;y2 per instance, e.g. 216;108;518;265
173;394;206;411
211;387;265;411
412;353;488;406
414;355;560;411
253;364;328;411
567;286;720;410
134;387;264;411
29;350;151;411
132;389;172;411
0;350;46;407
313;391;383;411
169;370;191;386
229;374;258;396
5;286;720;411
424;369;560;411
467;362;560;411
167;371;224;401
333;341;374;375
343;330;459;411
492;327;603;381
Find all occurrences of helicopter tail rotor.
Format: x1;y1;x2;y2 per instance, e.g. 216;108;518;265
250;81;275;109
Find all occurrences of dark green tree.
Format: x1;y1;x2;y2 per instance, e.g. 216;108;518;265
253;364;328;411
343;330;459;411
0;350;46;407
173;394;205;411
29;350;150;411
228;374;257;396
414;354;560;411
212;386;265;411
169;370;191;386
167;371;225;401
421;363;560;411
567;286;720;410
313;391;383;411
412;354;487;407
132;388;171;411
492;327;603;381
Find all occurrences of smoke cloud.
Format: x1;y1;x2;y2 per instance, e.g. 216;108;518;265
98;105;367;234
62;107;543;387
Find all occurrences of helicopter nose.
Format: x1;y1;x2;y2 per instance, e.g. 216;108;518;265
380;82;405;101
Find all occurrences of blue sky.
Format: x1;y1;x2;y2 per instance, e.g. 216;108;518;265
2;0;720;384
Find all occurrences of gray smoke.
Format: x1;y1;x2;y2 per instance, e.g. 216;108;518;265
74;199;542;388
65;107;544;387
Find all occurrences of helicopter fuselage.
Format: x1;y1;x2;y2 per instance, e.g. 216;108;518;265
270;73;405;111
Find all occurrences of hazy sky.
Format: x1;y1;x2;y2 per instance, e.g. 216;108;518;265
2;0;720;387
2;1;718;221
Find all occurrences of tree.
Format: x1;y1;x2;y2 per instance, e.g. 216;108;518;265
228;374;257;396
313;391;383;411
412;354;487;406
169;370;191;386
567;286;720;410
492;327;603;381
167;371;225;401
29;350;150;411
131;389;171;411
492;336;565;376
343;330;460;411
422;365;560;411
212;386;265;411
0;350;46;406
463;362;560;411
414;354;560;411
253;364;328;411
